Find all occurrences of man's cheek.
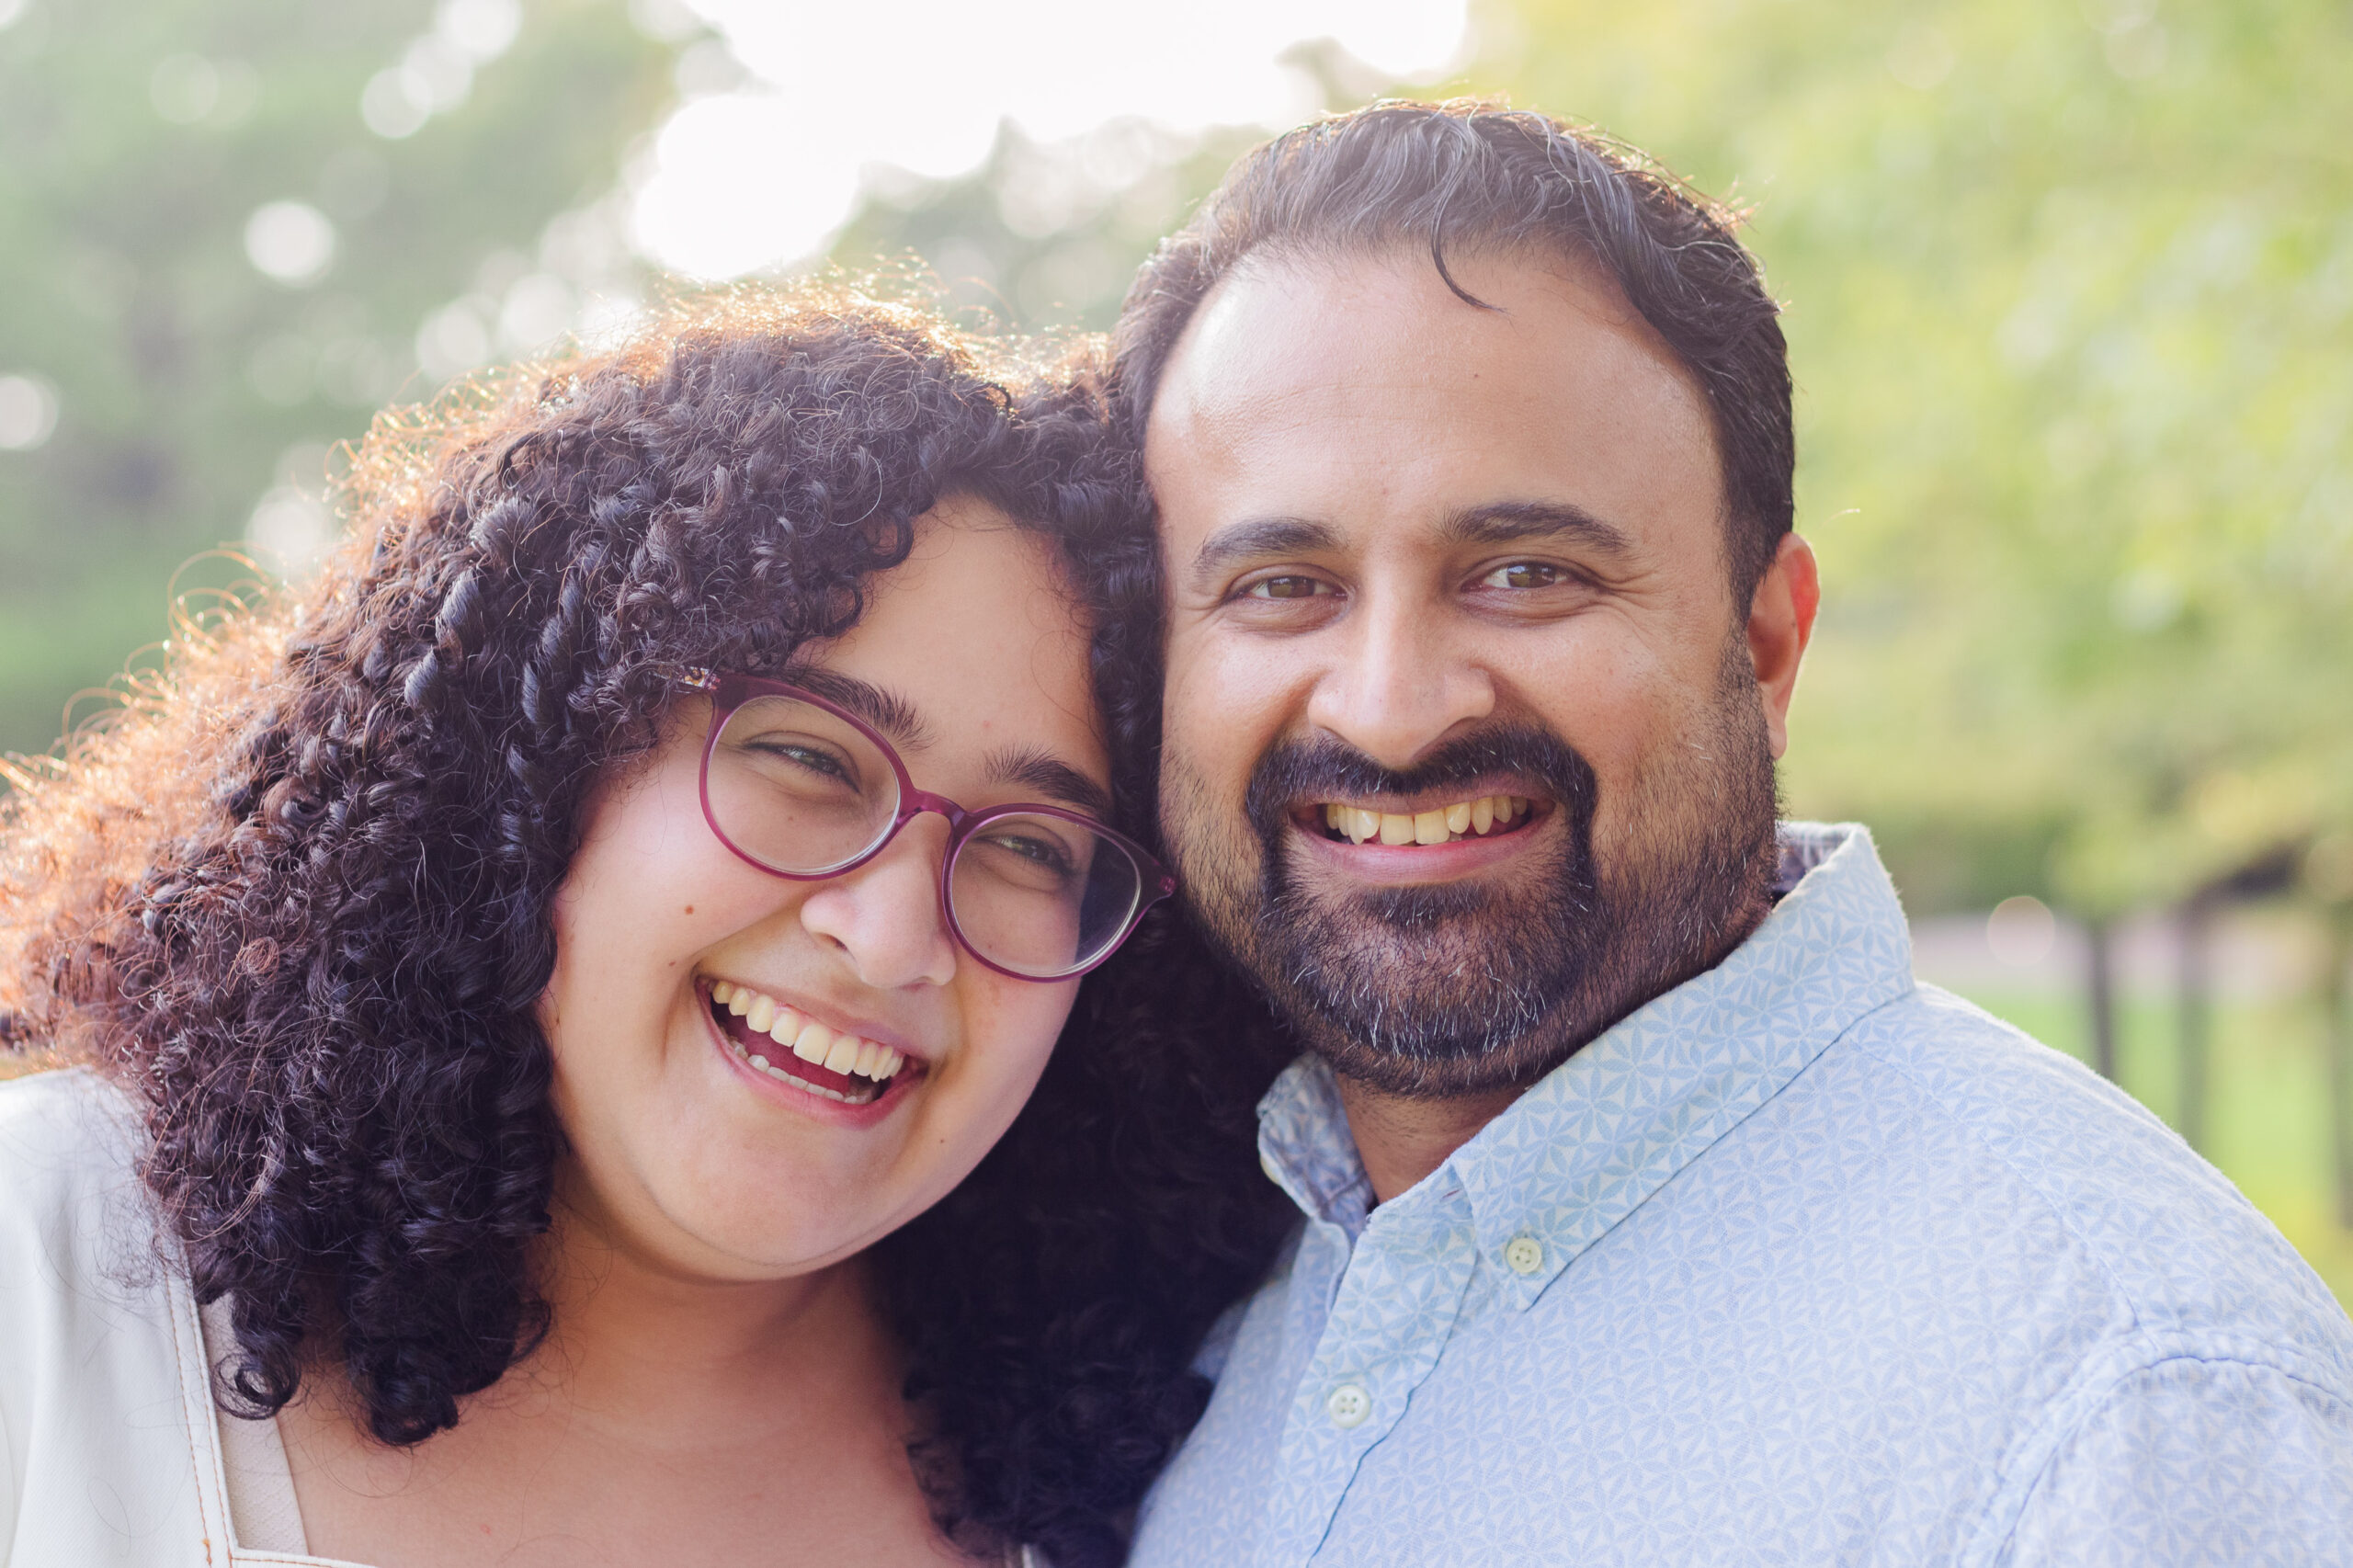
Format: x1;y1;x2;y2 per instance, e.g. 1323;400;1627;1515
1176;641;1292;758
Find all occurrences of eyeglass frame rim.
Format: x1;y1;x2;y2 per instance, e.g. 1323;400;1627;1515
663;665;1176;983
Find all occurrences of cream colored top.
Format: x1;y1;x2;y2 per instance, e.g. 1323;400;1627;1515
0;1069;347;1566
1;1069;1047;1568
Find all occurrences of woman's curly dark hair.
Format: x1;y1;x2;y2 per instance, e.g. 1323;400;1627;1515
0;284;1294;1566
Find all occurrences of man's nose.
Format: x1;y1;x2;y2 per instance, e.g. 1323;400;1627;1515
794;817;959;989
1302;590;1495;770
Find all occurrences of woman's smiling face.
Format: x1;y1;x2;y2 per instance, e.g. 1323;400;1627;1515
541;498;1108;1280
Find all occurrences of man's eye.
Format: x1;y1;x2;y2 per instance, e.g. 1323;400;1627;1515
1245;575;1330;600
1483;562;1569;589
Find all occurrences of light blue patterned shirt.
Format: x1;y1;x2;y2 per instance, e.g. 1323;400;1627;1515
1130;824;2353;1567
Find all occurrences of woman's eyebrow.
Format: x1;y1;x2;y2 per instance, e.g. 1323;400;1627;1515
783;667;1110;817
988;744;1115;821
782;666;934;751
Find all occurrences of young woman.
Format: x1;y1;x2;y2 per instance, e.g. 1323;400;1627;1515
0;290;1292;1567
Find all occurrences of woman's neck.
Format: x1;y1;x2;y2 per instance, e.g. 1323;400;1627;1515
280;1183;959;1567
522;1190;899;1443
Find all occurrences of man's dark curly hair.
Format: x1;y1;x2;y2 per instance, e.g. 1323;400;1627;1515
1115;97;1794;605
0;285;1294;1567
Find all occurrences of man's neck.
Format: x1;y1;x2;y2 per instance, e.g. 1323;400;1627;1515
1335;1075;1528;1205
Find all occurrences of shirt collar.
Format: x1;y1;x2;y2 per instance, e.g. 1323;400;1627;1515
1255;823;1918;1303
1256;1055;1374;1235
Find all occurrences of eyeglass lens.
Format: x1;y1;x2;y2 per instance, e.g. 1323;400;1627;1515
705;694;1144;978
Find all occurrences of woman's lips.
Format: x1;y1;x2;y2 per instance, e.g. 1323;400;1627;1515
703;981;920;1108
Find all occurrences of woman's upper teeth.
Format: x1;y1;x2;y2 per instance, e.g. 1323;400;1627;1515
1321;794;1531;846
710;981;904;1082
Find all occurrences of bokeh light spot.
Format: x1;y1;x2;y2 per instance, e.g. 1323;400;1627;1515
1987;896;2059;968
244;201;337;286
0;375;59;450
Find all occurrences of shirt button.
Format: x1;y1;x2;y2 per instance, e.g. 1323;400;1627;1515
1505;1234;1545;1276
1325;1382;1371;1428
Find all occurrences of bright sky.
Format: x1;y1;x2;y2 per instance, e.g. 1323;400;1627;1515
629;0;1472;279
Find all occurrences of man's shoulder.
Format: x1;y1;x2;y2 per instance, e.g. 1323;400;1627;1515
1823;983;2353;1374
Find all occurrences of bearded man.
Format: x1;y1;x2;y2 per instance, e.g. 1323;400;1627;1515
1119;100;2353;1565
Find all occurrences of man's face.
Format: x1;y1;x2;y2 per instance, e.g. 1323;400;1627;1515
1149;244;1802;1096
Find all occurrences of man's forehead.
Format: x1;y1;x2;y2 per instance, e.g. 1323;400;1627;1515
1152;242;1653;417
1145;243;1721;560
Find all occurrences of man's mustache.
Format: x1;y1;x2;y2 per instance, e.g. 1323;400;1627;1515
1242;722;1601;849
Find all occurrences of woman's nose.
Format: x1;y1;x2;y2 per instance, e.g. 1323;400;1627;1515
793;816;959;989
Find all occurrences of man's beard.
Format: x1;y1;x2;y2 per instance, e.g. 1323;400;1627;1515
1162;653;1783;1098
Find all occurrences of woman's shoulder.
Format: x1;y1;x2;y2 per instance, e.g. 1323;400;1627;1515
0;1066;150;1259
0;1062;181;1385
0;1068;224;1564
0;1064;141;1181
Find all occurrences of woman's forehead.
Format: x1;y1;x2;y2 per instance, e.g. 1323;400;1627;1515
804;504;1107;786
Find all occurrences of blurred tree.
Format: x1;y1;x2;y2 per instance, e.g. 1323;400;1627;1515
0;0;675;756
831;119;1268;338
2312;833;2353;1225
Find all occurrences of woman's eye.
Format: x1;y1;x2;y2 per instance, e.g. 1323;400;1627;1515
1482;562;1570;590
984;830;1074;872
1245;575;1331;601
785;744;848;778
748;739;854;782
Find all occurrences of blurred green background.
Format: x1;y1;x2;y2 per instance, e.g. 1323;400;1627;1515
2;0;2347;1301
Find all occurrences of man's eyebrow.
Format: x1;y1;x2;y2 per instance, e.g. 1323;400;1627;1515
1440;500;1636;557
987;745;1116;822
1186;517;1343;592
779;666;933;751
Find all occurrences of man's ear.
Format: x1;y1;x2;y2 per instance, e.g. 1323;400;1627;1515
1746;532;1820;759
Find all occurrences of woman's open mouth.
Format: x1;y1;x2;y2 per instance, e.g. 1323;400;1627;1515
705;981;912;1108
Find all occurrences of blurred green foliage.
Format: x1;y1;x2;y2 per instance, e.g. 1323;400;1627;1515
6;0;2348;926
0;0;671;753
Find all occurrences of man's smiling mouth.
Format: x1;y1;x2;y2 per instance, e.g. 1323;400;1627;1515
1310;793;1543;846
706;981;911;1107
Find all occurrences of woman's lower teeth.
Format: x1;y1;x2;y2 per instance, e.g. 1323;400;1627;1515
728;1037;883;1105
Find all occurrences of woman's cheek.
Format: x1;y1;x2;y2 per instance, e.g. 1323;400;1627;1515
955;977;1076;1123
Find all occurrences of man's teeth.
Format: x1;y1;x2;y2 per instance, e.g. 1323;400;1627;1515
1321;794;1531;846
707;981;905;1103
